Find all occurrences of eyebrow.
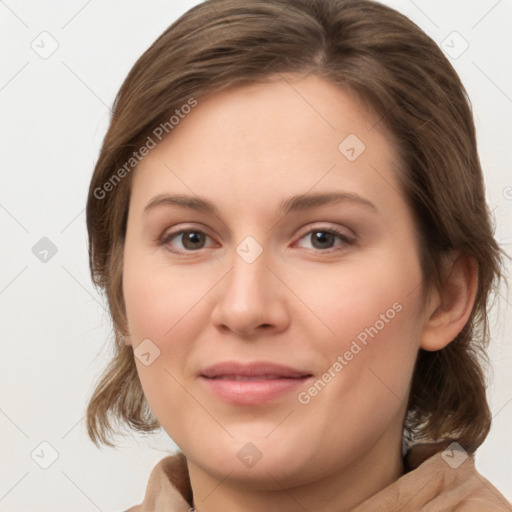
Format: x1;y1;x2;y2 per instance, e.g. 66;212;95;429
279;191;377;215
144;193;217;215
143;191;378;217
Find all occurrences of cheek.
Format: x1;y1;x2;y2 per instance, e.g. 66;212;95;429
122;253;222;402
294;249;423;409
122;259;201;431
123;254;206;344
293;249;423;350
293;279;421;464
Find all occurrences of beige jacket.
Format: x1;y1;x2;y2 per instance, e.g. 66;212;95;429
125;443;511;511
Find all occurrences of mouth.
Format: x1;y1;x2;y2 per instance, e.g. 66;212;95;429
199;361;313;405
208;375;299;380
201;361;312;379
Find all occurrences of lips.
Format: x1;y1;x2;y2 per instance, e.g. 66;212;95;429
199;361;313;405
201;361;311;379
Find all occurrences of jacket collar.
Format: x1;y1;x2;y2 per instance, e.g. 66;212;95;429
128;442;511;511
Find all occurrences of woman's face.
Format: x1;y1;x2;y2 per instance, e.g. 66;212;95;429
123;74;426;488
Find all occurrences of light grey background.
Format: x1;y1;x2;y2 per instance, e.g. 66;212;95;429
1;1;511;510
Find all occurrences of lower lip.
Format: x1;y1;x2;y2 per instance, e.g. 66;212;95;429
200;376;312;405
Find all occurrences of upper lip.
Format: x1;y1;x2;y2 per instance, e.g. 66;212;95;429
200;361;312;379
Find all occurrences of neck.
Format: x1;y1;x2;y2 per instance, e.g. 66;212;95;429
187;433;404;512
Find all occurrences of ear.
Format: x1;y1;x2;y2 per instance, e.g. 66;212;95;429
420;253;478;351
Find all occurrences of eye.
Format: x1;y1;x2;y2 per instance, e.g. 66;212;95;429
160;229;215;253
295;227;354;251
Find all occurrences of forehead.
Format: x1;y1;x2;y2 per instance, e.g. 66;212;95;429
130;74;402;215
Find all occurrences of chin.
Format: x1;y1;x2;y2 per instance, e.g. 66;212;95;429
183;428;320;488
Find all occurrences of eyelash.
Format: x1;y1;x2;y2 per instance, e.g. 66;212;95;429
158;226;356;255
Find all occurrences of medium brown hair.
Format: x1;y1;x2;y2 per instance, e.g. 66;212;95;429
85;0;504;452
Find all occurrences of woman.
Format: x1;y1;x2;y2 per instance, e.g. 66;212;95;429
85;0;511;510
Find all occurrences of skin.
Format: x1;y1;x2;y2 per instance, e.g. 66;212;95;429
122;74;476;512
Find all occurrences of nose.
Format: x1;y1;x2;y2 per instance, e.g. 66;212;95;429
210;248;290;338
